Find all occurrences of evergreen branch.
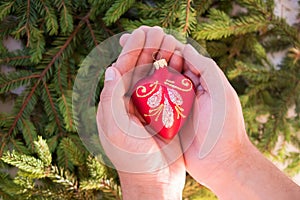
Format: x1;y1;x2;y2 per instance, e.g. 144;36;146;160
0;55;31;65
2;15;87;156
40;0;58;35
25;0;31;47
0;1;14;21
19;118;37;152
59;137;85;166
193;0;212;15
42;81;63;134
49;166;77;190
103;0;135;26
2;81;39;157
1;151;45;176
160;0;180;27
86;67;104;106
0;73;39;93
100;20;115;36
271;17;300;46
59;0;74;34
195;13;268;40
85;19;98;46
183;0;191;33
58;92;75;132
34;136;52;166
81;178;121;199
87;156;105;179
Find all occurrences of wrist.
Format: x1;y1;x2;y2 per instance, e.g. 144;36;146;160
204;140;259;199
119;171;183;200
205;140;300;200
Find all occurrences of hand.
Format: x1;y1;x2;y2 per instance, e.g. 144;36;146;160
181;43;252;186
96;26;186;200
181;44;300;199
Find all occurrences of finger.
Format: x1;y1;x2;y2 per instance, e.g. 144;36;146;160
128;27;165;92
119;33;130;47
119;26;157;49
183;70;200;88
135;25;152;33
115;29;146;75
98;67;124;110
182;44;227;159
98;67;152;138
174;39;185;51
124;95;146;124
97;67;131;135
169;50;184;72
158;34;176;62
183;44;224;91
136;27;165;67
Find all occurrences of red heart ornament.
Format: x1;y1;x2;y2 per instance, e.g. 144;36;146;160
131;59;195;139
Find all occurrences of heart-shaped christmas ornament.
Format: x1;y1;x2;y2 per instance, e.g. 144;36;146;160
131;58;195;139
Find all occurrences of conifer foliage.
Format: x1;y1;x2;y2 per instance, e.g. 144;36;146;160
0;0;299;199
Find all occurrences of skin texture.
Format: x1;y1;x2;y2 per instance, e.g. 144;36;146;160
97;26;186;200
96;26;300;199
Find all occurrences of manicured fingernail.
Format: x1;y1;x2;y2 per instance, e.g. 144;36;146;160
105;67;115;81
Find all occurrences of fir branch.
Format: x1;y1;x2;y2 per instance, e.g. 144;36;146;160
195;11;268;40
178;0;197;35
57;91;75;132
2;82;38;156
25;0;31;47
183;0;192;33
59;0;74;34
193;0;213;15
40;0;59;35
89;0;113;20
1;151;45;176
1;15;86;157
34;136;52;166
85;19;98;46
160;0;180;27
18;119;38;152
0;55;31;65
0;1;15;21
49;166;78;190
0;72;39;93
42;81;64;134
58;137;85;166
103;0;136;26
86;156;106;179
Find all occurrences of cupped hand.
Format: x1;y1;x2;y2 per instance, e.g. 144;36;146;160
181;44;253;188
96;26;186;199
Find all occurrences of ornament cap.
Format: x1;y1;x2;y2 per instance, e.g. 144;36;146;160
153;59;168;70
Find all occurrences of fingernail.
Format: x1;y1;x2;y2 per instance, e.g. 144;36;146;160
105;67;115;81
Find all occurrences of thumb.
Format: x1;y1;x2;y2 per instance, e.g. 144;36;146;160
98;66;126;126
183;44;222;92
97;66;129;136
98;66;144;136
100;66;124;103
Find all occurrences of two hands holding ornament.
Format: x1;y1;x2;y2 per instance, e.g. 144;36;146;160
96;26;300;200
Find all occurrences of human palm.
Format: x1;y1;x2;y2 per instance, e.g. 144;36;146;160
96;26;186;188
